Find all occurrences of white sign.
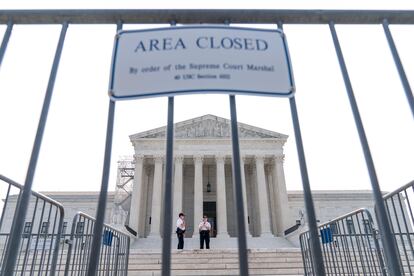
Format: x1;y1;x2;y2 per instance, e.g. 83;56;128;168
109;26;294;100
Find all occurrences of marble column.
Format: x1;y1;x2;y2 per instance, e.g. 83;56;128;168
172;155;184;234
240;156;252;237
149;155;163;237
255;155;272;236
215;155;229;237
266;166;278;236
272;155;289;236
129;154;144;236
193;155;204;237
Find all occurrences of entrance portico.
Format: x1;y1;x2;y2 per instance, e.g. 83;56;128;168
127;114;290;244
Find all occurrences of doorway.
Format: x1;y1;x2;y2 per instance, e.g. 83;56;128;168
203;201;217;237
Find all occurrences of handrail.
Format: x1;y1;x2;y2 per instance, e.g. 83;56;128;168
72;211;132;237
383;180;414;200
0;174;65;216
300;207;375;233
1;9;414;24
0;174;65;276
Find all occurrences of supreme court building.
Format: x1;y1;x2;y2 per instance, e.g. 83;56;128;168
113;114;377;248
126;114;289;240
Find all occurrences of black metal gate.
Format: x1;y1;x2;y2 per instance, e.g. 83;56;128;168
0;10;413;276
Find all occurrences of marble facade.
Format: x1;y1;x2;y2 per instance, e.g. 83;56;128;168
126;114;290;240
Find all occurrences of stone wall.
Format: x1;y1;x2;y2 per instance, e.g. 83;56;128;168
287;190;376;227
0;192;115;237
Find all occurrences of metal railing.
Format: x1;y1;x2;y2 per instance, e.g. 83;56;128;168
0;175;130;275
1;9;413;276
382;180;414;275
0;174;65;276
299;208;386;276
63;212;130;276
300;180;414;275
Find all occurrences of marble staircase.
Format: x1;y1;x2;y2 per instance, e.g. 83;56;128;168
127;248;304;276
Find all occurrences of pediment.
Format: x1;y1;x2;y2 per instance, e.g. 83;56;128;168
130;114;287;140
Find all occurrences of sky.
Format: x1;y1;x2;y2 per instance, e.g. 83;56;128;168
0;0;413;196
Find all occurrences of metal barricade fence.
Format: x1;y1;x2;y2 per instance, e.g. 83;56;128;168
63;212;130;276
0;174;64;276
299;208;386;276
0;176;130;275
382;180;414;275
1;10;414;276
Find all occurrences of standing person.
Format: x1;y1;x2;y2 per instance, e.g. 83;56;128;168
176;213;186;249
198;215;211;249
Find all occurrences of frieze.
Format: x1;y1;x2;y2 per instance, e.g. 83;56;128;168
130;114;287;140
133;138;286;148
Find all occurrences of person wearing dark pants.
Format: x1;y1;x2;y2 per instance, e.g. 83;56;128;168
176;213;186;249
198;215;211;249
177;232;184;249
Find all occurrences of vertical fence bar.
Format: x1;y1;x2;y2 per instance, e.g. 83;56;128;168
64;214;79;276
1;21;68;276
397;193;414;265
299;236;305;274
50;206;64;276
161;96;174;276
21;197;39;273
87;81;115;276
391;196;412;274
373;228;387;275
382;18;414;118
0;180;11;231
290;94;326;276
229;95;249;276
86;21;122;276
354;215;370;275
277;21;326;276
329;21;402;276
360;213;380;275
125;234;130;276
0;20;13;68
319;229;330;274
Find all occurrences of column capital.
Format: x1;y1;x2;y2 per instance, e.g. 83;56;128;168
133;154;145;163
174;155;184;163
193;154;204;163
154;155;164;163
273;154;285;163
215;154;226;163
254;154;265;163
240;155;247;163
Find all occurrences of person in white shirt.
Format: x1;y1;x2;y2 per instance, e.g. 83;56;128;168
198;215;211;249
176;213;186;249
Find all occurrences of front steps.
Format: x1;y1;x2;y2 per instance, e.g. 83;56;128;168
128;248;304;276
